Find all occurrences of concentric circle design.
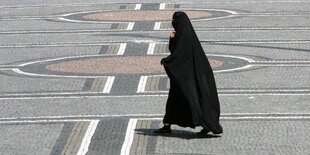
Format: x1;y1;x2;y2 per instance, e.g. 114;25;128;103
11;54;256;78
60;9;235;23
83;11;212;21
46;56;223;74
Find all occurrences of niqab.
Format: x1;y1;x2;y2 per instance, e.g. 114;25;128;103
162;11;223;134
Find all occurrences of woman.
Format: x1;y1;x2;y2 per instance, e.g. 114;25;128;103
155;11;223;135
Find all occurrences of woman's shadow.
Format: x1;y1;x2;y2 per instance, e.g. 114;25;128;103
135;128;221;139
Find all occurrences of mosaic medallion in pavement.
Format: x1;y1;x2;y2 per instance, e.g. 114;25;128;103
8;46;251;77
58;3;235;27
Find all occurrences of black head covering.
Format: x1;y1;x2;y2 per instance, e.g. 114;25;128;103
169;12;191;52
162;11;223;134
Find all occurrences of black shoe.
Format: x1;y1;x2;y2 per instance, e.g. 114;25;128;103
196;128;211;135
154;126;171;134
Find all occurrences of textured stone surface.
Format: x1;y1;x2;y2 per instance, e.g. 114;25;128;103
0;75;85;93
46;56;222;74
86;118;128;155
0;0;309;154
0;95;309;118
46;56;166;74
0;123;63;155
150;120;310;155
83;10;212;21
0;46;102;65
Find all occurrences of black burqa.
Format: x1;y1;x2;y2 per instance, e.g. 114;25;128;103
161;11;223;134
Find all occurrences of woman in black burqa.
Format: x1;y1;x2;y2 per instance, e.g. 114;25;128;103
155;11;223;135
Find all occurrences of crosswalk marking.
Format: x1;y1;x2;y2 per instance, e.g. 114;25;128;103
103;76;115;93
145;76;161;92
147;42;169;54
114;23;128;30
77;120;99;155
120;119;137;155
159;3;166;10
137;76;148;93
154;22;173;30
154;22;161;30
153;43;169;54
90;78;108;92
159;22;173;30
135;4;142;10
106;43;127;55
117;43;127;55
126;22;135;30
137;75;168;93
147;43;156;54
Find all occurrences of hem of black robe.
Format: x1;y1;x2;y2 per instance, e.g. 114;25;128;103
163;119;223;133
163;120;196;129
200;120;223;134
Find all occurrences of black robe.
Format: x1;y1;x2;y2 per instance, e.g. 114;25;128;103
161;11;223;134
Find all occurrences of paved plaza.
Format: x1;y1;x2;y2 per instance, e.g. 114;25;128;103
0;0;310;154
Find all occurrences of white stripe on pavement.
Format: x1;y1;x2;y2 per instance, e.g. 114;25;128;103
77;120;100;155
159;3;166;10
134;4;142;10
147;43;156;55
117;43;127;55
154;22;161;30
103;76;115;93
120;119;138;155
137;76;148;93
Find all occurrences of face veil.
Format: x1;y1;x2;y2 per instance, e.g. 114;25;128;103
169;11;201;53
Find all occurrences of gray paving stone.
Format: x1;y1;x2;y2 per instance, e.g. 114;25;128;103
86;118;128;155
0;74;86;93
0;5;116;17
203;44;310;60
0;20;113;31
191;15;310;28
0;95;309;118
181;2;310;12
2;30;310;45
0;46;102;65
149;120;310;155
50;123;75;155
215;67;310;89
0;123;63;155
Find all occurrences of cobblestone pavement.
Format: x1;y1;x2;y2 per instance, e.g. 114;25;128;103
0;0;310;155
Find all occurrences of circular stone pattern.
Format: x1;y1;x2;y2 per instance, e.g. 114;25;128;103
46;56;223;74
83;10;212;21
